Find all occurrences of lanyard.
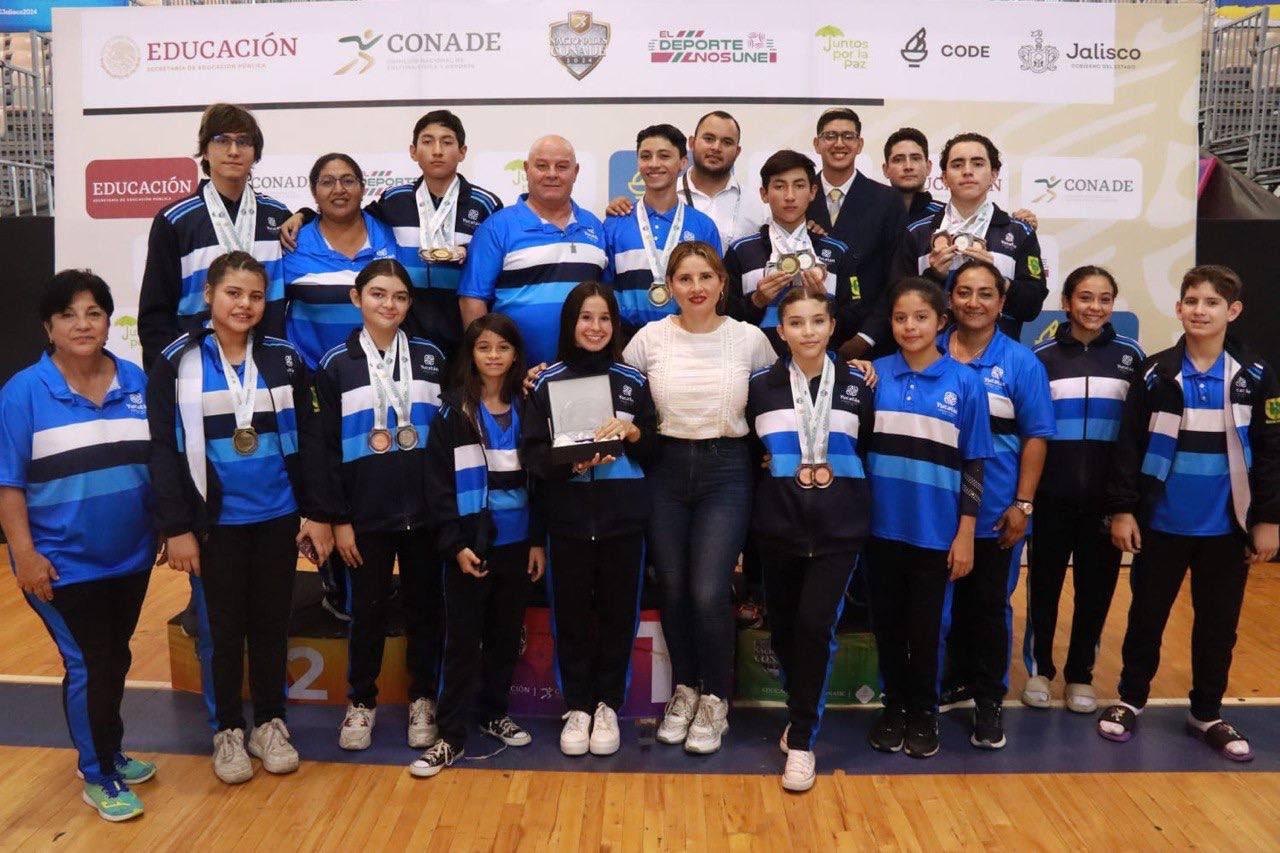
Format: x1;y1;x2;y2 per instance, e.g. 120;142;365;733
204;182;256;253
213;335;258;431
416;176;460;251
636;200;686;282
683;171;741;242
358;329;413;431
788;356;834;465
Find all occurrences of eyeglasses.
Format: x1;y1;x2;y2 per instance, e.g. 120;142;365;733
819;131;860;144
208;134;256;150
316;176;362;190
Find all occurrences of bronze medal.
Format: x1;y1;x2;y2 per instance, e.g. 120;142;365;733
811;462;834;489
648;281;671;308
931;232;953;253
232;427;259;456
368;428;393;454
794;464;815;489
396;424;420;451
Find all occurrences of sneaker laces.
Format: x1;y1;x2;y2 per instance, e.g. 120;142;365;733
345;706;374;729
594;705;616;729
490;716;522;738
409;699;433;726
99;778;128;800
665;688;695;721
426;740;452;762
215;730;242;762
692;697;717;730
262;719;292;752
786;749;815;776
562;711;590;736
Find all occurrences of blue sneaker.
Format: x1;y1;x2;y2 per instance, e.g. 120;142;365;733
76;754;157;785
82;778;143;822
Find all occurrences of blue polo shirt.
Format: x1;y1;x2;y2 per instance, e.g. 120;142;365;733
942;329;1056;537
282;212;398;369
868;351;994;551
603;202;721;330
0;352;154;587
1150;352;1232;536
457;196;607;365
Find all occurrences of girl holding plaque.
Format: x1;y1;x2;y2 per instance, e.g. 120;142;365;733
745;285;875;792
863;278;993;759
148;251;331;784
412;313;545;778
522;282;659;758
311;258;447;754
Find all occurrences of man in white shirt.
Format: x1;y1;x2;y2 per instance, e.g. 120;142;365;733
606;110;766;251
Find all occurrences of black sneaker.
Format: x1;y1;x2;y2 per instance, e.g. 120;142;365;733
903;712;940;759
938;684;973;711
408;740;462;778
868;706;907;753
480;716;532;747
970;701;1007;750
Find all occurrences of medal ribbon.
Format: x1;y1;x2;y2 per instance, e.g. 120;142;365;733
788;355;835;466
204;181;257;253
940;199;995;241
416;177;460;253
636;200;686;283
359;329;413;432
769;220;815;267
213;334;258;434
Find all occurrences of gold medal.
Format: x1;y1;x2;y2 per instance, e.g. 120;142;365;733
232;427;259;456
396;424;420;451
368;428;393;454
811;463;834;489
648;281;671;308
777;254;801;276
424;247;456;263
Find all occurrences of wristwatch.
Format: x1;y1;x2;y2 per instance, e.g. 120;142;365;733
1013;499;1035;517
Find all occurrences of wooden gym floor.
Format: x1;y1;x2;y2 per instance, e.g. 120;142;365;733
0;552;1277;850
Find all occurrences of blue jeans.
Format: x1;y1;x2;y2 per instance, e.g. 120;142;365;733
648;437;752;700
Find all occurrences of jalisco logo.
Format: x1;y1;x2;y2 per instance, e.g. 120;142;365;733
648;29;776;64
1018;30;1058;74
815;25;868;71
334;28;502;75
549;11;610;80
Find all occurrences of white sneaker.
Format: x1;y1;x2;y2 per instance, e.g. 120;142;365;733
782;749;816;792
1021;675;1053;709
589;703;620;755
339;704;376;751
408;698;438;748
212;728;253;784
1065;682;1098;714
248;718;299;774
560;710;591;756
684;694;729;754
656;684;699;745
779;724;790;755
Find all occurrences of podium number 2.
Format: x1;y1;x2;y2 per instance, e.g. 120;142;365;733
287;646;327;700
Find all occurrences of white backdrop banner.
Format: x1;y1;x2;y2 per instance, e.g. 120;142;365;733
53;0;1202;362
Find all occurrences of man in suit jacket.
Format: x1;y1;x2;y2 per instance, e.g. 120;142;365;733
806;108;905;358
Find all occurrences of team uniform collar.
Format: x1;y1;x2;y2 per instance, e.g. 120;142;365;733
36;349;136;404
763;352;839;387
514;194;590;233
413;172;473;205
1152;335;1252;383
1181;350;1226;380
1054;321;1117;349
940;326;1010;369
684;169;744;200
887;349;952;379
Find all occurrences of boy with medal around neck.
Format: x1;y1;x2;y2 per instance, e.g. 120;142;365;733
140;103;290;371
745;284;875;791
891;132;1048;344
602;123;722;342
280;110;503;359
725;150;862;358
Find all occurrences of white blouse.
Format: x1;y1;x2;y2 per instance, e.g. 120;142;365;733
623;315;776;440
